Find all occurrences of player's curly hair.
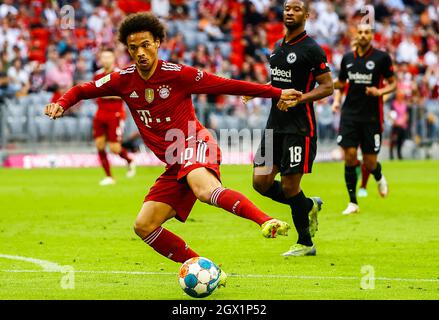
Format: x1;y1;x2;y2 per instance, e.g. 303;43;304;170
118;12;166;45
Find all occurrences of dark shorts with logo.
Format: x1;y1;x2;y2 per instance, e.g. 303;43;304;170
253;131;317;176
337;119;382;154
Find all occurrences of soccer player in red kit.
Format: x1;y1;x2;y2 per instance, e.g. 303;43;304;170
93;48;135;186
44;13;302;285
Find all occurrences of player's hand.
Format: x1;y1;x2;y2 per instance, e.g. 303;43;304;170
365;86;381;97
277;89;302;112
241;96;254;104
280;88;302;101
277;98;300;112
332;101;341;113
44;103;65;119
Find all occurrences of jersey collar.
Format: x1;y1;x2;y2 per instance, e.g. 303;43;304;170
283;31;308;46
354;45;374;59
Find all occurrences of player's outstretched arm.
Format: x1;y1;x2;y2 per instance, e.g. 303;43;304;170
277;72;334;111
45;72;121;117
241;82;272;104
184;66;285;100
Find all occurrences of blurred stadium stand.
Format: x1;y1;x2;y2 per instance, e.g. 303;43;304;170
0;0;438;163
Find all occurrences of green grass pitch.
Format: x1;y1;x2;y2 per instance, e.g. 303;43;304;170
0;161;438;300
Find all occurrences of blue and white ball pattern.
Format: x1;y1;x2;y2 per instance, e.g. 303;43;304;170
178;257;220;298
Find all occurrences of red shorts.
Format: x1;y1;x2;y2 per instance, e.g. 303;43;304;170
144;140;221;222
93;116;124;142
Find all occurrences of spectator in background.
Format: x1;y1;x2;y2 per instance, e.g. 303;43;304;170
0;0;18;18
7;58;29;97
389;90;409;160
28;61;46;93
152;0;170;18
170;0;189;19
168;32;186;61
396;36;419;64
0;58;11;99
315;97;335;142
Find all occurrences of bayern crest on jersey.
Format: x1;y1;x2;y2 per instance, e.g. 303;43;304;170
158;85;171;99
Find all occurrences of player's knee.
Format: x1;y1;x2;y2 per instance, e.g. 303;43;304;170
252;177;270;195
133;219;158;239
194;188;213;204
281;181;300;198
363;160;376;172
109;144;121;154
344;154;357;166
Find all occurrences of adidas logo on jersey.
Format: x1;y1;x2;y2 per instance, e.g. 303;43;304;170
130;91;139;98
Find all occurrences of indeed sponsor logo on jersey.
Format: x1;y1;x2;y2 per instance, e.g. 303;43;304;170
348;71;373;84
271;67;291;83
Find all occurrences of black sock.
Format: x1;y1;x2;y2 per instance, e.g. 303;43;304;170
262;181;289;205
287;191;313;246
371;162;382;181
345;165;358;204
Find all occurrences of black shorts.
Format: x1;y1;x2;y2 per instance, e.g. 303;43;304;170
337;119;382;154
253;131;317;176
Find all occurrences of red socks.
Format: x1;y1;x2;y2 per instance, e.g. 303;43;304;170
141;188;272;263
98;150;111;177
98;148;132;178
118;148;132;163
143;227;199;263
210;187;272;225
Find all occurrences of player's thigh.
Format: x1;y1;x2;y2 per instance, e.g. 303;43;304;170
93;118;107;147
107;118;124;145
95;135;106;150
186;167;222;203
337;119;361;152
280;173;304;198
359;122;382;156
134;201;176;238
280;134;316;176
253;130;281;173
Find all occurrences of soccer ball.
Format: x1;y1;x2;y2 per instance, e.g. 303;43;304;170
178;257;220;298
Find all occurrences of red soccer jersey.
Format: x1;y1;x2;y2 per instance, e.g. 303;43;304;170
57;60;282;164
93;68;126;119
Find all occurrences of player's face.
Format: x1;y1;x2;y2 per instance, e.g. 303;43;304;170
100;51;115;70
356;25;373;48
283;0;308;30
126;31;160;72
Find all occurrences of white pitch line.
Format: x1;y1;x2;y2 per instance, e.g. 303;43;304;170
1;269;438;283
0;254;63;272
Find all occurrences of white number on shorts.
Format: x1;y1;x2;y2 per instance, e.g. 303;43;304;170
181;147;194;164
180;142;208;165
289;146;302;164
374;134;381;151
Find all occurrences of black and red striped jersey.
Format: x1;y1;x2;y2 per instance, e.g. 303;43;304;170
338;47;394;123
266;31;330;137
